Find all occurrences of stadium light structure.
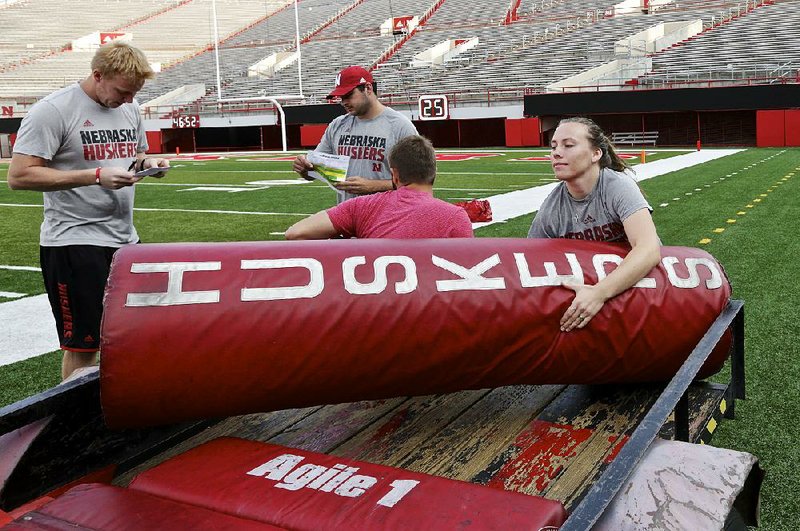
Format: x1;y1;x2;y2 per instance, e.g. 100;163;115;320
210;0;306;152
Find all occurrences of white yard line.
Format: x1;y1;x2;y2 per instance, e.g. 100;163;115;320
0;204;310;216
0;265;41;271
132;207;310;216
0;203;42;208
0;294;59;367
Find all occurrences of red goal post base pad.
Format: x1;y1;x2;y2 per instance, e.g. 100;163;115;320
100;238;732;428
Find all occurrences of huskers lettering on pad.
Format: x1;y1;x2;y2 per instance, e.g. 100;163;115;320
100;239;732;428
121;251;722;307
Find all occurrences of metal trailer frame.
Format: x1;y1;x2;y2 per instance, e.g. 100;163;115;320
0;300;746;523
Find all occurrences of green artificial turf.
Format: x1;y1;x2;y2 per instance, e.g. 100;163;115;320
1;148;797;528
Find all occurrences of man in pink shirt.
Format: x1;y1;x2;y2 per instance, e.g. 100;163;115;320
286;135;474;240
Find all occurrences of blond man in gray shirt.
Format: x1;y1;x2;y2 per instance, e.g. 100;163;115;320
9;42;169;380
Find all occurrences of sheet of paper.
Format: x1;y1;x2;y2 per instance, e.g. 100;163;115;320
306;151;350;194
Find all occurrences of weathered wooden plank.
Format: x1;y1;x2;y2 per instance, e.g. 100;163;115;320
534;382;724;510
113;381;728;513
266;398;408;453
380;385;566;481
543;387;662;509
0;371;98;439
468;384;662;510
330;390;492;463
114;406;322;486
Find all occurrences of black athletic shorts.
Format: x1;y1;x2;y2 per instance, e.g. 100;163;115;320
40;245;120;352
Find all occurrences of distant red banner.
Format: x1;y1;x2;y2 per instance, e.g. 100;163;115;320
100;32;125;44
166;155;223;160
243;156;297;161
392;16;414;32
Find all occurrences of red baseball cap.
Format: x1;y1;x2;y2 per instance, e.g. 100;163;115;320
327;66;374;98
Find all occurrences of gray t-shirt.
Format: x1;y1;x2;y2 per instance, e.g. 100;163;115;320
316;106;417;202
528;168;653;243
13;83;147;247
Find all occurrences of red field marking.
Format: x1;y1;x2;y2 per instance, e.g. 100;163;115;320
485;420;593;493
167;155;225;161
436;153;500;161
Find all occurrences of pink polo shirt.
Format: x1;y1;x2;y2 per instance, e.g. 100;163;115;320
327;187;474;239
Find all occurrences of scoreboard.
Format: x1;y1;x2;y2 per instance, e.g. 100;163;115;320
417;95;449;121
172;115;201;129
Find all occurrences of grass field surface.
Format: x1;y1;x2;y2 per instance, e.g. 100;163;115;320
1;147;798;528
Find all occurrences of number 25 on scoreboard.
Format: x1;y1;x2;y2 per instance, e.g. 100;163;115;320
418;95;448;121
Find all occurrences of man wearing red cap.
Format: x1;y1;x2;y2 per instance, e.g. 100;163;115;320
293;65;417;202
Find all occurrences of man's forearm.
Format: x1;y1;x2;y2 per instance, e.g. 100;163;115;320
8;164;97;191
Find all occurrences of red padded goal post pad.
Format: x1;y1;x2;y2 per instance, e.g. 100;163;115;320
100;238;731;428
130;437;567;530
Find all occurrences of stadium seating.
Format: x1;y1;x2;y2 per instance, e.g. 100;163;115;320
0;0;170;69
0;0;290;99
0;0;797;106
638;0;800;87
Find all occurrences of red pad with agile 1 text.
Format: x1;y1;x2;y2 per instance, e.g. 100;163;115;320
129;437;568;530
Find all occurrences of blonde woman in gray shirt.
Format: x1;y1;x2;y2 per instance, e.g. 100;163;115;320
528;117;661;332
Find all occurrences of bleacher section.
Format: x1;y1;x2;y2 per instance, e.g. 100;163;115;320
638;0;800;86
0;0;798;107
185;0;436;103
0;0;177;69
368;0;740;99
0;0;290;99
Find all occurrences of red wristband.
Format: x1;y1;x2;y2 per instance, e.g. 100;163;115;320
95;167;101;185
